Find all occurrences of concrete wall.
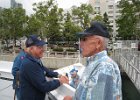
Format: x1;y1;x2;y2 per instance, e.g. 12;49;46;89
42;57;86;69
0;55;15;62
0;55;86;69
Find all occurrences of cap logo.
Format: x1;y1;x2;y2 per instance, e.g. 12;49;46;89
37;37;41;41
28;38;34;45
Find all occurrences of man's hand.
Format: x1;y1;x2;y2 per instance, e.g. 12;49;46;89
57;74;62;78
59;75;69;84
63;96;72;100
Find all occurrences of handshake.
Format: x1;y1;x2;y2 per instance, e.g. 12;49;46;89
58;74;69;85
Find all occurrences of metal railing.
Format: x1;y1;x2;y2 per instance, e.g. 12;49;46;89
0;52;85;69
118;54;140;91
111;49;140;92
44;51;79;58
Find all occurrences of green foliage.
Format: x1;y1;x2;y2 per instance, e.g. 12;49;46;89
25;15;42;35
92;14;103;22
29;0;92;45
63;12;82;45
72;4;94;29
116;0;140;39
0;0;98;49
103;12;113;34
0;7;27;47
66;48;77;52
31;0;63;41
53;47;63;52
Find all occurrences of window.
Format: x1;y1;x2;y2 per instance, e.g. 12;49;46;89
108;5;113;9
108;11;114;14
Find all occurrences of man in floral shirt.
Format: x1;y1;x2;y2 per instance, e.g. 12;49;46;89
64;21;122;100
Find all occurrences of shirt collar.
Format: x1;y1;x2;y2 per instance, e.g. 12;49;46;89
26;53;41;64
88;50;107;62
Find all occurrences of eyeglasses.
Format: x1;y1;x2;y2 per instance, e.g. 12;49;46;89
80;37;89;41
36;45;46;50
80;35;98;42
80;34;95;41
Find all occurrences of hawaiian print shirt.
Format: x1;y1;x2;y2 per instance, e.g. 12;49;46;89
73;50;122;100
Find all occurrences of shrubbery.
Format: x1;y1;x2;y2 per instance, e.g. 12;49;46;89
66;48;77;52
53;47;63;52
52;47;77;52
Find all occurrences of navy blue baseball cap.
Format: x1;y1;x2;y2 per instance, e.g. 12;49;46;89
25;35;47;47
70;68;78;75
78;21;110;38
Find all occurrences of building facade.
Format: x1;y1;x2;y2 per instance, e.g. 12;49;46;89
89;0;120;37
11;0;22;8
0;0;22;8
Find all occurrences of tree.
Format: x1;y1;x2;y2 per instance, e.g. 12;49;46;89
72;4;94;29
132;0;140;39
25;15;42;36
0;7;26;50
103;12;113;34
63;12;82;46
116;0;138;39
0;9;11;48
31;0;64;41
103;12;113;43
92;14;103;22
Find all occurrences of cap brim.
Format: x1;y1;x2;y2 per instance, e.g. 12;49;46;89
76;32;87;38
77;32;94;38
36;41;47;46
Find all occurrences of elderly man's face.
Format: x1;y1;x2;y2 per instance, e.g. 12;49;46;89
71;71;77;78
30;45;46;58
80;35;99;57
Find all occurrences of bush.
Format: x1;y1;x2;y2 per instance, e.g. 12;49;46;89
66;48;77;52
53;47;63;52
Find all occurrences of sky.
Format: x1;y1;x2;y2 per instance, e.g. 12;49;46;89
0;0;120;15
0;0;11;8
16;0;88;15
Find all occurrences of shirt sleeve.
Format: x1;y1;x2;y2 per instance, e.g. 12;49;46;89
12;55;21;76
43;67;59;78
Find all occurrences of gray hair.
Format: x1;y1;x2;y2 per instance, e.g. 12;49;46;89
104;37;109;49
94;35;109;49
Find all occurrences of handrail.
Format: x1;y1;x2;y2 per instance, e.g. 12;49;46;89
116;53;140;92
119;54;140;73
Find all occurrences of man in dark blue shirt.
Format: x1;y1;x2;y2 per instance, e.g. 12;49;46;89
12;48;28;100
19;35;68;100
